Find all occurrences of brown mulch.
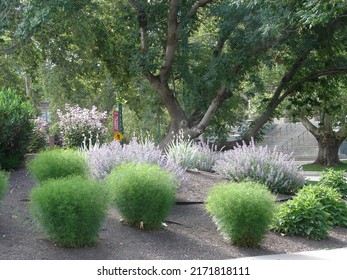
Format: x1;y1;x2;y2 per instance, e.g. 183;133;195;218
0;167;346;260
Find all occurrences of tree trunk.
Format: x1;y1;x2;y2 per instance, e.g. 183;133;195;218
300;115;346;166
147;74;191;149
159;119;188;149
314;135;344;166
243;109;273;141
25;76;31;96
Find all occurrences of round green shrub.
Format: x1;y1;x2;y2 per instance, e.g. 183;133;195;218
106;162;177;229
318;169;347;199
206;181;276;247
27;149;86;182
29;176;109;247
298;185;347;227
0;170;9;200
272;190;331;240
0;88;35;170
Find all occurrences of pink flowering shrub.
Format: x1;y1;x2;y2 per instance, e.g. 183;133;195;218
57;104;108;148
86;137;186;185
213;140;305;194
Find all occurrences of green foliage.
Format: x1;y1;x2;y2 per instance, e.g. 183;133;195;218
238;120;272;142
106;163;177;230
0;170;9;200
27;149;86;182
121;102;169;145
165;133;218;172
27;130;47;153
5;0;347;150
29;176;109;247
0;57;24;93
27;116;49;153
272;189;332;240
206;181;276;247
0;88;35;170
297;0;347;28
299;185;347;227
166;136;199;169
318;169;347;199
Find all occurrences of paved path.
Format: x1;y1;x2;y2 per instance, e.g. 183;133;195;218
236;247;347;260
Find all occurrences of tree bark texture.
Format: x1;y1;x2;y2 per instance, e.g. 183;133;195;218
314;135;344;166
300;116;346;166
25;76;31;96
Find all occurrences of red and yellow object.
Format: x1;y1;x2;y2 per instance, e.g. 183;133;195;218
113;131;124;142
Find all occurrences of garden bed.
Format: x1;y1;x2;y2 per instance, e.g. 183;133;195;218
0;168;346;260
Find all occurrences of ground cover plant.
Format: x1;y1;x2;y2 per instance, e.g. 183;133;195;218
272;187;333;240
213;140;305;194
318;169;347;199
206;181;276;247
0;170;8;200
27;149;86;182
86;137;185;184
298;185;347;227
0;88;35;170
29;176;109;248
106;162;177;230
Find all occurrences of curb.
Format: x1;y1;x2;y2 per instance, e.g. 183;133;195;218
235;247;347;260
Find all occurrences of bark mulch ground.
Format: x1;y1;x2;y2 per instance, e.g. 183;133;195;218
0;168;346;260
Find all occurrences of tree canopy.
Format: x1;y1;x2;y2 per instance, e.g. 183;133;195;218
1;0;347;148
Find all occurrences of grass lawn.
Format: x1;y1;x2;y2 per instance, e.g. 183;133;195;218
302;160;347;172
305;180;319;186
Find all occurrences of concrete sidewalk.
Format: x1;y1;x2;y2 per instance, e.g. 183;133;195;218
236;247;347;260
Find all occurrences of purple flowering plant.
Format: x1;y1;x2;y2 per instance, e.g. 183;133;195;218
86;136;186;185
165;131;219;172
213;139;305;194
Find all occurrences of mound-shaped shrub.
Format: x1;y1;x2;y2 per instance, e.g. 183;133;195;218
106;162;177;229
318;169;347;199
213;140;305;194
0;170;9;200
206;181;276;247
296;185;347;227
29;176;109;247
27;149;86;182
272;188;331;240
